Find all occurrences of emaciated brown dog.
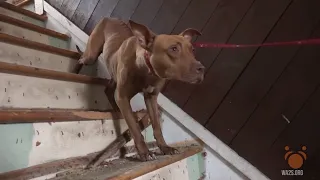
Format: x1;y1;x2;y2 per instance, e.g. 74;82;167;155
76;17;205;161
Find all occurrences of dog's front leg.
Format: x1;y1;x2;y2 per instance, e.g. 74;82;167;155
115;90;156;161
144;93;179;155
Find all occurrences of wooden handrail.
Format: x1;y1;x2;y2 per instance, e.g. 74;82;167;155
0;109;147;123
0;61;108;85
0;14;69;40
0;33;80;59
0;1;47;21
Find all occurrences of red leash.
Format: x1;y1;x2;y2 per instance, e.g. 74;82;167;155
192;38;320;48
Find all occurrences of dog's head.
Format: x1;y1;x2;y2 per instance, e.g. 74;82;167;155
129;20;205;84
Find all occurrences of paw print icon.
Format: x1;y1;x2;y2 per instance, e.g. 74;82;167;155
284;146;307;169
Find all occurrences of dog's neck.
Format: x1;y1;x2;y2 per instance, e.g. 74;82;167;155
136;48;160;78
143;51;157;76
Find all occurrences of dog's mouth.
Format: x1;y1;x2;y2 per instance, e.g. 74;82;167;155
182;74;204;84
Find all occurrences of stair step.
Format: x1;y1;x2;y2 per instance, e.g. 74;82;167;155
0;14;69;41
0;61;107;85
50;146;202;180
0;2;47;22
0;33;80;59
0;42;80;72
0;141;201;180
0;109;147;123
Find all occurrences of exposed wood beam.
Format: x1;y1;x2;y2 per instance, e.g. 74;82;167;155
0;14;69;40
0;33;80;59
0;61;108;85
0;109;147;123
0;1;47;21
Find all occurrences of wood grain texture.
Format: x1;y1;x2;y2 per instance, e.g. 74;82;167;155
183;0;292;124
0;33;79;59
45;0;63;9
230;23;320;164
0;1;47;21
264;87;320;180
0;14;69;40
50;146;202;180
71;0;99;30
130;0;163;26
149;0;192;34
84;0;119;34
163;0;255;108
0;109;146;123
206;0;320;144
60;0;81;19
110;0;140;20
0;61;108;85
162;0;221;105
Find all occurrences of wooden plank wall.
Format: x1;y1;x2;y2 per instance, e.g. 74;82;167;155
43;0;320;179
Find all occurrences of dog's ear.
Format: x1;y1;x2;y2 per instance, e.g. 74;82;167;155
179;28;202;42
128;20;156;50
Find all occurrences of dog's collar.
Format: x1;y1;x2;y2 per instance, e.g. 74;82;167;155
144;51;157;76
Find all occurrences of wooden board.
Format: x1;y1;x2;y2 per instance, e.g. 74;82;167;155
0;6;44;27
230;23;320;167
130;0;163;26
255;87;320;180
71;0;99;30
84;0;120;34
162;0;221;105
0;22;68;48
110;0;140;20
183;0;292;124
0;109;146;123
206;0;320;144
0;73;110;109
162;0;255;108
0;42;76;72
59;0;81;19
48;146;202;180
0;14;69;40
149;0;192;34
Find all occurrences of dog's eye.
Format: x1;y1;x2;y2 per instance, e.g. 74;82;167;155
171;46;178;51
169;45;179;53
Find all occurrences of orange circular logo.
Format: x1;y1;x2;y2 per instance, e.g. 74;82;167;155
284;146;307;169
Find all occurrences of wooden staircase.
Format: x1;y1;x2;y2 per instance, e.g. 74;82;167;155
0;2;203;180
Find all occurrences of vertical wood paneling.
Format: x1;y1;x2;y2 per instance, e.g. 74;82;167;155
162;0;255;107
71;0;99;30
183;0;292;124
206;0;320;144
230;22;320;163
84;0;120;34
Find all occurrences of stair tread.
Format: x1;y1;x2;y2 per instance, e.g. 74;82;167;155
0;108;147;123
49;146;202;180
0;14;69;40
0;61;107;85
0;33;79;59
0;1;47;21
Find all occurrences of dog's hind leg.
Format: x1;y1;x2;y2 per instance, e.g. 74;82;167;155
73;19;107;73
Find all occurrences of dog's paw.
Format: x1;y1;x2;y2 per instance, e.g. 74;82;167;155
78;57;86;65
139;151;157;161
159;146;180;155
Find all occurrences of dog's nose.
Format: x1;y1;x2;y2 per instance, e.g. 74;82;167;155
195;63;205;74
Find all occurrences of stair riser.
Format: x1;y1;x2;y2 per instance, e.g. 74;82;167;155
0;42;78;72
0;22;68;49
0;7;44;27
